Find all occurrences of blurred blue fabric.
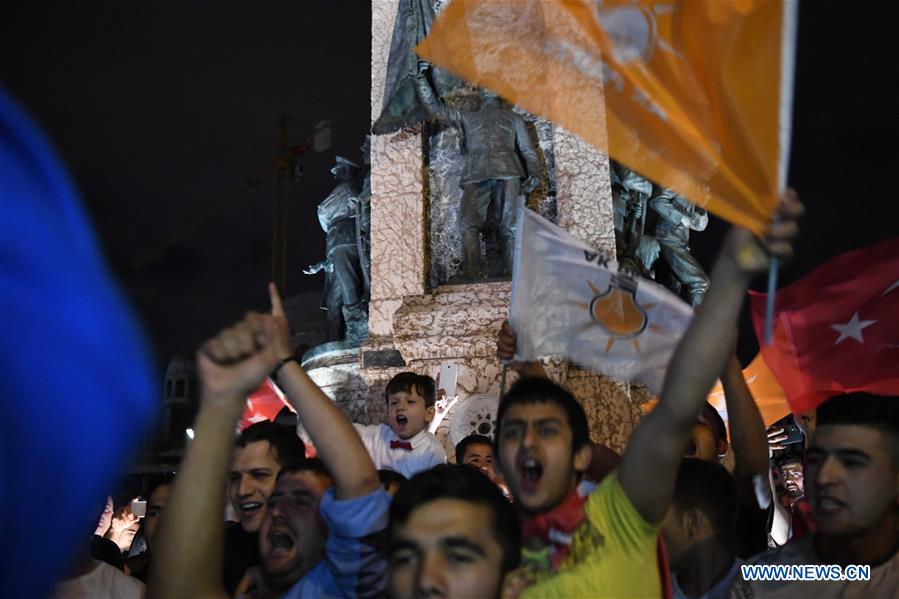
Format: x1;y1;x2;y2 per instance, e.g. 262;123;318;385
0;87;157;598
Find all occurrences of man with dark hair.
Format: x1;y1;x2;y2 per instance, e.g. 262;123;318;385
388;464;521;597
151;285;389;598
230;421;306;534
733;392;899;597
494;377;590;454
493;192;802;596
126;475;175;582
223;420;306;593
687;403;729;460
352;371;446;478
236;421;307;464
693;354;772;560
663;459;742;599
378;469;407;496
242;459;334;598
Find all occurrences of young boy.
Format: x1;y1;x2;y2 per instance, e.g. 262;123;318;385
457;433;511;498
455;433;495;471
353;372;447;478
495;192;802;596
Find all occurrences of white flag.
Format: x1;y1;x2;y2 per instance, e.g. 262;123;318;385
510;201;694;393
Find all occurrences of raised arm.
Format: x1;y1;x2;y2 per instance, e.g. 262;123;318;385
722;352;770;484
413;62;459;126
618;191;803;524
268;283;379;499
149;313;281;599
496;319;547;380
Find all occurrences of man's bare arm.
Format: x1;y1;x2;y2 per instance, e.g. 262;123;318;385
619;192;803;524
269;284;379;500
148;313;281;599
722;354;770;483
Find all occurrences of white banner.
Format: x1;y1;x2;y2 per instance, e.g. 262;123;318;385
510;200;694;393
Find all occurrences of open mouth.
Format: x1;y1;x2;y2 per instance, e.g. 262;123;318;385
814;496;846;516
396;415;408;426
517;457;544;493
269;531;295;551
684;440;697;456
240;501;263;517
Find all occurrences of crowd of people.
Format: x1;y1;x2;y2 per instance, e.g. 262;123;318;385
49;190;899;598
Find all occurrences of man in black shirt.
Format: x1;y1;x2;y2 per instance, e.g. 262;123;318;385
222;421;305;594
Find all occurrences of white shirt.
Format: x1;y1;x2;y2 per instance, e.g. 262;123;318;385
354;423;446;479
52;560;144;599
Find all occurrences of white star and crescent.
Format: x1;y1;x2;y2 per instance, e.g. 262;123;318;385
881;279;899;297
831;311;877;345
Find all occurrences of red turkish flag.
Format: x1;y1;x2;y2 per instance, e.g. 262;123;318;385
749;238;899;414
238;378;293;432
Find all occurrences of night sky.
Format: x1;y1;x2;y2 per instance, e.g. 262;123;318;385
2;1;896;371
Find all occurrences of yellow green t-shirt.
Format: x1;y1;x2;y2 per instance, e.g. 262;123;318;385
522;471;661;598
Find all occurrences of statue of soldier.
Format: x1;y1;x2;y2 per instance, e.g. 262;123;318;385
414;63;541;279
648;185;710;306
356;136;372;292
304;156;368;344
372;0;466;134
610;160;658;279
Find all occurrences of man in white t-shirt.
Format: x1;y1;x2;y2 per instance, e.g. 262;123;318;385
53;544;144;598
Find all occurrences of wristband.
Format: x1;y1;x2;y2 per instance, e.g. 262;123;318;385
272;355;299;379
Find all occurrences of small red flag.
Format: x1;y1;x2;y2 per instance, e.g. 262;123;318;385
749;238;899;414
239;378;292;431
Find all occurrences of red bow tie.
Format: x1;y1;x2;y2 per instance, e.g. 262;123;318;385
390;440;413;451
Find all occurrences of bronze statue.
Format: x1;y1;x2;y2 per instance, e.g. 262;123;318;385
611;161;655;278
356;136;372;293
415;64;541;279
648;185;709;306
372;0;466;134
304;156;368;344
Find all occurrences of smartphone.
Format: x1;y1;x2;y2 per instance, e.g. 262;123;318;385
438;362;459;398
781;422;804;445
131;499;147;519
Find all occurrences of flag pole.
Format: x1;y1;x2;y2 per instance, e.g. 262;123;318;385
766;0;799;346
764;258;778;345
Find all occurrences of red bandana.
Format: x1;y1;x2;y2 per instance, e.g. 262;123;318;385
520;488;588;569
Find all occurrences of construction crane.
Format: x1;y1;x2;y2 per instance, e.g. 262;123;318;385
133;116;331;293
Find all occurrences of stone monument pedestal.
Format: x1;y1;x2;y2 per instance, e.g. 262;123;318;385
299;0;654;458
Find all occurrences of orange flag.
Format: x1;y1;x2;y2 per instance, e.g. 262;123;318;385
707;353;791;428
643;353;790;427
417;0;797;235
